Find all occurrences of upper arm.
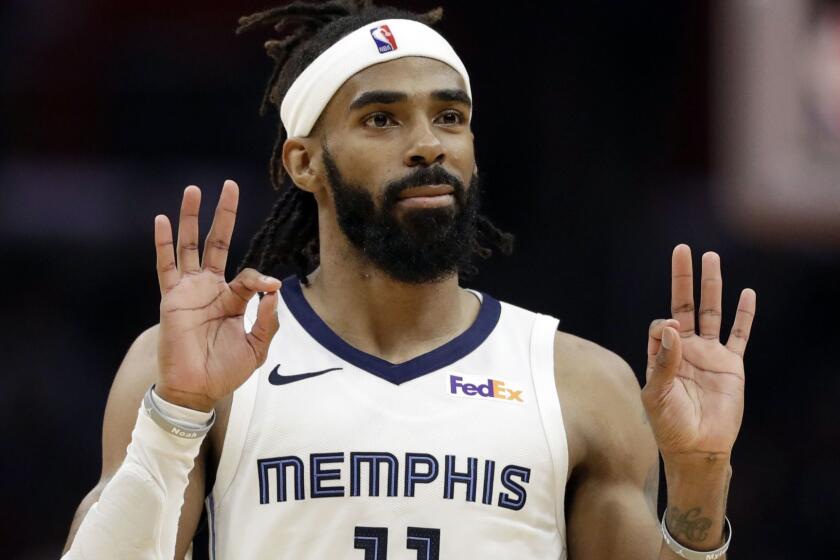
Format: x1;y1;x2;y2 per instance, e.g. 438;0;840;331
554;332;662;559
64;324;208;560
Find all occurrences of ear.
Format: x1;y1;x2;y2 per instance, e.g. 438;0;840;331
282;137;323;194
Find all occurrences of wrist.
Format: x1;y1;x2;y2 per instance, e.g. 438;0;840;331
664;461;731;512
154;383;216;412
662;455;732;552
663;453;731;485
144;385;215;440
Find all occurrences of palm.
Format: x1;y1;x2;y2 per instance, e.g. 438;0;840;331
642;245;756;459
154;182;281;409
653;335;746;456
158;275;252;398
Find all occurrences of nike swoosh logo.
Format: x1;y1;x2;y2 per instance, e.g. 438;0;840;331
268;363;343;386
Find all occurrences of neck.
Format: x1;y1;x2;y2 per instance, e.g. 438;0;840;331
301;225;480;364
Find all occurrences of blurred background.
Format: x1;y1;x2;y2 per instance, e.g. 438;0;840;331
2;0;838;557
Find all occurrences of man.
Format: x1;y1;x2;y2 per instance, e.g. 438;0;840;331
62;1;756;558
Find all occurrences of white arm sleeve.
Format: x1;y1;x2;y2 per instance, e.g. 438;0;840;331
62;400;209;560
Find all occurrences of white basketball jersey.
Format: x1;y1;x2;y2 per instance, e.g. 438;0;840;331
206;276;568;559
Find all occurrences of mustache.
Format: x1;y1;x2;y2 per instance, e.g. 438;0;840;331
383;165;466;207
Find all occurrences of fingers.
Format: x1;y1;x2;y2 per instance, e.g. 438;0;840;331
698;252;723;339
247;290;281;364
222;268;282;316
176;186;202;274
202;180;239;275
645;326;683;396
154;215;179;296
726;288;757;356
647;318;680;381
670;244;696;336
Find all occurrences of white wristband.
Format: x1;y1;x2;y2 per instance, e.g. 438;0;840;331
144;385;215;439
661;508;732;560
151;386;214;428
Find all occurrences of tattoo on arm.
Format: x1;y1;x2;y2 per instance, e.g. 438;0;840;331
665;507;713;543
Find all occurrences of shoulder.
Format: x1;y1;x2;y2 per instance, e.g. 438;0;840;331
490;298;640;405
552;330;657;476
553;330;641;405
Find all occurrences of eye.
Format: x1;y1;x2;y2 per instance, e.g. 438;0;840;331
363;112;398;128
436;110;465;126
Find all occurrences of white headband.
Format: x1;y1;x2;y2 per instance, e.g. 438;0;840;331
280;18;472;138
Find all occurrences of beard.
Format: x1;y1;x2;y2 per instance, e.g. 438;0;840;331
322;145;481;284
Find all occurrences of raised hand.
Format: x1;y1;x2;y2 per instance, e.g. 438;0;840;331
154;181;281;411
641;244;756;461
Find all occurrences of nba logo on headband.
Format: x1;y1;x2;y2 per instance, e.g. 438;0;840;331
370;24;398;53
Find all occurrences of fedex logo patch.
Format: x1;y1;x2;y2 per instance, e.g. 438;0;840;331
448;374;524;403
370;24;398;53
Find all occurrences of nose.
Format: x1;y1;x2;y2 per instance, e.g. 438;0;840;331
404;120;445;167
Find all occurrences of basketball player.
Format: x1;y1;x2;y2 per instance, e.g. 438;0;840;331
62;2;756;559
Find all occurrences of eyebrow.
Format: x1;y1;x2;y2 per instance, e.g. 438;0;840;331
348;88;472;111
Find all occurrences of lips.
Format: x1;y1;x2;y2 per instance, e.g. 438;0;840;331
397;184;455;199
395;184;456;209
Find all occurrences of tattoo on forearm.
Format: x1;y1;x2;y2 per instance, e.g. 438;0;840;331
666;507;713;542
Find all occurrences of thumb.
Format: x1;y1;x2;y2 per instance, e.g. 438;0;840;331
645;326;682;396
246;289;280;365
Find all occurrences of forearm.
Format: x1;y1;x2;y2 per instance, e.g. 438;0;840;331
658;456;732;560
62;391;208;559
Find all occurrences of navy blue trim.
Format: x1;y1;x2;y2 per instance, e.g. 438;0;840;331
280;276;501;385
206;494;216;560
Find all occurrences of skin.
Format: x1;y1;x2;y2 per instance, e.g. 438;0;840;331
63;56;756;559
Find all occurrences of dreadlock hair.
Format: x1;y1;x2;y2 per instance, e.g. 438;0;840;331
236;0;514;284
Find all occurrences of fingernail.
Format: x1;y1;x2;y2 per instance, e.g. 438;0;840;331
662;328;673;350
261;275;280;284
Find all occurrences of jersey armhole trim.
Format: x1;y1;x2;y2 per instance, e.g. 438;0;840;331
530;313;569;541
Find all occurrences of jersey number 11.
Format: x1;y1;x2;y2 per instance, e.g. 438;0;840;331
354;526;440;560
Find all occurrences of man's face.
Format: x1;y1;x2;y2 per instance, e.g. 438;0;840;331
322;143;480;283
314;57;479;283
